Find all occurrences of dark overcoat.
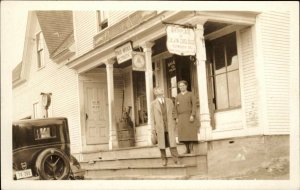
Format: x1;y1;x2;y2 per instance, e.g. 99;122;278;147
174;91;200;142
150;98;177;149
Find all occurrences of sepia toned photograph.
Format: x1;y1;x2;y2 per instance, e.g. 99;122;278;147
1;1;299;190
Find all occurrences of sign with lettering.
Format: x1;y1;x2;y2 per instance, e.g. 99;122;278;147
167;59;176;77
166;25;196;56
91;100;100;112
115;42;133;64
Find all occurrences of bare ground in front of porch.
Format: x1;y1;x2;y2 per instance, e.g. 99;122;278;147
189;157;289;180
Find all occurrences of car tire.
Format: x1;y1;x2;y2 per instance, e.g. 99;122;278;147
35;148;70;180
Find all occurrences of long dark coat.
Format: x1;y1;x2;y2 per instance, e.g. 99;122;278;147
150;98;177;149
174;91;199;142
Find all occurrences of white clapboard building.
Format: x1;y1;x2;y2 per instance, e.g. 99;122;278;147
12;9;298;179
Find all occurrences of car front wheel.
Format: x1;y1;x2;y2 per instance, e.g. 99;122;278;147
35;148;70;180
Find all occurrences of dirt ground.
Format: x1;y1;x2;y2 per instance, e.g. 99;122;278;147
189;157;289;180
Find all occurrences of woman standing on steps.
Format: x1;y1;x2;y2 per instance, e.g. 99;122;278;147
174;80;200;154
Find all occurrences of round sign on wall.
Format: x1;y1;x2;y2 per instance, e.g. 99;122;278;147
132;52;146;71
42;93;51;109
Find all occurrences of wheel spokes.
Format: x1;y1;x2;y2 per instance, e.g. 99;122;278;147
44;154;65;179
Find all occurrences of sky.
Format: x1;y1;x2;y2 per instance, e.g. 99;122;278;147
2;2;28;71
2;1;296;72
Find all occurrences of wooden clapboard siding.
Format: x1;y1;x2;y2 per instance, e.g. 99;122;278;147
259;11;290;134
109;11;135;26
73;11;98;57
240;27;258;128
12;14;82;154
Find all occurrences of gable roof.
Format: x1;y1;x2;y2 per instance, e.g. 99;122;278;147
35;11;74;58
12;62;22;83
13;11;75;88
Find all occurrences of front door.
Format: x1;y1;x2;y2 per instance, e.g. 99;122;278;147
165;55;192;99
84;82;108;145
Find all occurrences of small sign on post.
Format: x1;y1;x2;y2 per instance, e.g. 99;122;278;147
166;25;196;56
115;42;133;64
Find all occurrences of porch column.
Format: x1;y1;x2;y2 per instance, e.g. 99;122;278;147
195;23;213;141
141;41;155;145
105;58;119;149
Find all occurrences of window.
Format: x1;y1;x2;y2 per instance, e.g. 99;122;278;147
36;32;45;69
207;32;241;111
34;126;57;140
133;71;147;126
97;10;108;31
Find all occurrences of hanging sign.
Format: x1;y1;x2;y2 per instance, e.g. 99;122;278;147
115;42;133;64
166;25;196;56
132;51;146;71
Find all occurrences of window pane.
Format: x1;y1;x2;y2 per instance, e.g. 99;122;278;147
39;50;45;67
133;71;147;125
226;34;238;71
215;45;226;74
227;55;239;71
214;45;226;75
228;71;241;107
208;76;216;110
215;74;228;109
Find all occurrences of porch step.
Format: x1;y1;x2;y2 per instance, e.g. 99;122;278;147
80;143;208;179
81;143;207;162
84;163;198;179
80;154;206;179
85;175;189;180
81;154;199;170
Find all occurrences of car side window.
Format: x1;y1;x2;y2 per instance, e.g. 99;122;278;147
34;126;57;140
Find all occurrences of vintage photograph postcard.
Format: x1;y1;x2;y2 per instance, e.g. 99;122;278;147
1;1;299;190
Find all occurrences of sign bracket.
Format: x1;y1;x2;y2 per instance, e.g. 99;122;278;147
162;21;195;29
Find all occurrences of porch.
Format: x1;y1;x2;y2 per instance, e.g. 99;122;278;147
78;135;289;179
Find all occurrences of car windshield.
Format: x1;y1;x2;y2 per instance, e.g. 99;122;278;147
13;119;66;150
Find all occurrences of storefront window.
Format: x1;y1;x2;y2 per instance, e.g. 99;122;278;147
133;71;147;126
208;32;241;111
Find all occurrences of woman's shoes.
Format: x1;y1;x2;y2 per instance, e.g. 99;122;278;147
162;158;167;166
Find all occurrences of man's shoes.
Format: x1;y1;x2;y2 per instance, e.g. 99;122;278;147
173;158;181;165
162;158;167;166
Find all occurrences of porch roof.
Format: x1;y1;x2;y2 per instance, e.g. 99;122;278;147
66;11;259;74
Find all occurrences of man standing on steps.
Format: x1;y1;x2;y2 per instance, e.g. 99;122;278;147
150;87;180;166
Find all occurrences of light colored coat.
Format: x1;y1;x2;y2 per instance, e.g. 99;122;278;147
150;98;177;149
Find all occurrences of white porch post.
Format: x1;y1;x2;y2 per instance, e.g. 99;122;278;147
141;42;155;145
106;59;119;149
195;23;213;141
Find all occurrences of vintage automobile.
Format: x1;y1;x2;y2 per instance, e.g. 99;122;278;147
13;117;85;180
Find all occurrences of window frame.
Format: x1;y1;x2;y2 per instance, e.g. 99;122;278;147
208;32;242;112
36;31;45;70
97;10;108;31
